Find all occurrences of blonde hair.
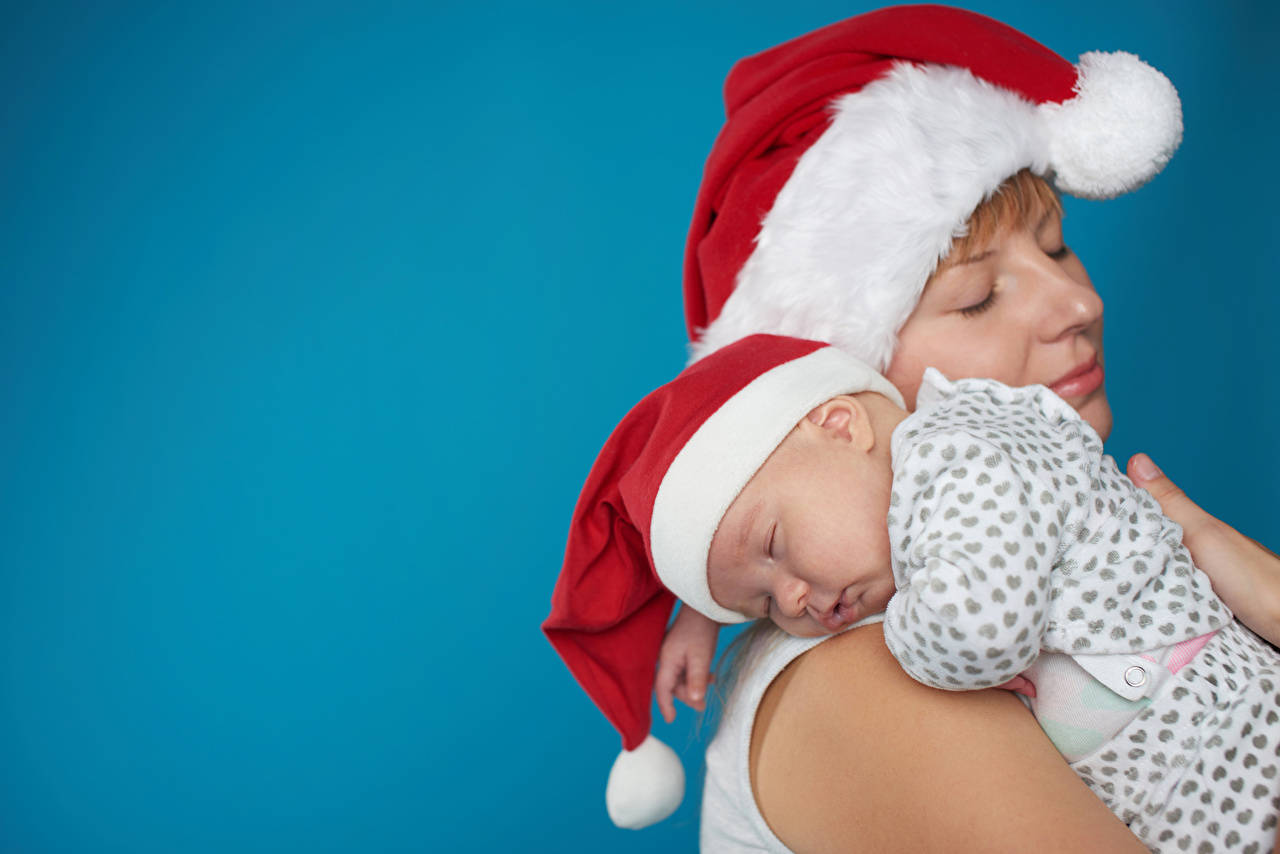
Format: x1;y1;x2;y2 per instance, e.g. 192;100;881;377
943;169;1063;268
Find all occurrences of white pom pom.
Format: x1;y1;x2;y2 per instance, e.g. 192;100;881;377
1042;50;1183;200
604;735;685;829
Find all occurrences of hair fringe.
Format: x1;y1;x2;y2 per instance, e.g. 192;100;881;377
944;169;1063;267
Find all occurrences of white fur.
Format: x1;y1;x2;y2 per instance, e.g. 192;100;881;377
605;735;684;829
690;63;1048;368
690;54;1182;367
650;346;904;625
1043;51;1182;199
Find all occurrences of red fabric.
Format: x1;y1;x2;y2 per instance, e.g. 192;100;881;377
544;335;827;750
682;4;1079;339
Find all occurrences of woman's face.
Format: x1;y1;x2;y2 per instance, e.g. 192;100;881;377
885;202;1111;440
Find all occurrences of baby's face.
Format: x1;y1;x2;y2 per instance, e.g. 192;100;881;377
706;409;896;638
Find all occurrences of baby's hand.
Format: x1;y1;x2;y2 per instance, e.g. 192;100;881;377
655;605;722;723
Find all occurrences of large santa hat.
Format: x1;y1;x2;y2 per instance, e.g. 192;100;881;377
543;334;903;829
685;4;1182;367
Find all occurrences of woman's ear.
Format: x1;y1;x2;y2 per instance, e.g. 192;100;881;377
804;395;875;451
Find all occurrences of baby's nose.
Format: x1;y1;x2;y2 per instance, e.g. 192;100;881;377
807;591;840;617
776;577;810;618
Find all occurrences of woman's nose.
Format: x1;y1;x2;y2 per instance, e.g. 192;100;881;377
1037;263;1103;342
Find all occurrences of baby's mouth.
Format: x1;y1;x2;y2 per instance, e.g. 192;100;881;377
827;588;861;627
814;610;847;631
814;601;855;632
832;601;855;626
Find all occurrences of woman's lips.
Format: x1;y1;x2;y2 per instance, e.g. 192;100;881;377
1050;359;1104;399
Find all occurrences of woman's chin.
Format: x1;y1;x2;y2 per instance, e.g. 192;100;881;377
1076;392;1113;442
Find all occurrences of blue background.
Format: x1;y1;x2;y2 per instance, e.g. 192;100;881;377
2;1;1276;851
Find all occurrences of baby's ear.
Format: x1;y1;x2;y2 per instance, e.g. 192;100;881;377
805;396;873;449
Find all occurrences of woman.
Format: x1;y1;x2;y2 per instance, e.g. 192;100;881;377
685;8;1280;852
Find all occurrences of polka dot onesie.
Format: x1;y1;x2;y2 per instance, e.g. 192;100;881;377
883;369;1279;851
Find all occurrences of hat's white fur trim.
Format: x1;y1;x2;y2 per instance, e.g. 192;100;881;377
690;54;1181;368
690;62;1047;369
650;347;904;624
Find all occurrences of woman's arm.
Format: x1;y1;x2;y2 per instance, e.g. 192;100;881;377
750;625;1146;854
1128;453;1280;645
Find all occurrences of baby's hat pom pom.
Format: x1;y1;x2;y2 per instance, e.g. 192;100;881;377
605;735;686;829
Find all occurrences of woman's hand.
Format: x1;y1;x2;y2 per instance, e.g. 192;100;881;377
1128;453;1280;646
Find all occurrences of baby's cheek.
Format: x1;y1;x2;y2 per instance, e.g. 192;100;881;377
869;578;896;613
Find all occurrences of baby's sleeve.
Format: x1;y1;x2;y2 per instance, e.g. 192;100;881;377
884;433;1064;691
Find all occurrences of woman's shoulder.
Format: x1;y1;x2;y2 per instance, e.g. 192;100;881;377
758;622;996;723
750;625;1146;853
751;624;1009;792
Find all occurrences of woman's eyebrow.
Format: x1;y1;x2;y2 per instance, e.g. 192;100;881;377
1034;209;1055;234
953;248;995;267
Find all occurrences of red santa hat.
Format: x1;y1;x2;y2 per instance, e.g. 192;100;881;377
543;334;903;829
684;4;1183;367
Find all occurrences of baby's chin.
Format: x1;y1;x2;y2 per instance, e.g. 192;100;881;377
769;617;848;639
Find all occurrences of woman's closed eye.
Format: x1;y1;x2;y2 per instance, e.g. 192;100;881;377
959;286;999;317
1048;244;1071;260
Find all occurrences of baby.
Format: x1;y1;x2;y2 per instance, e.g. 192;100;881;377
546;334;1279;844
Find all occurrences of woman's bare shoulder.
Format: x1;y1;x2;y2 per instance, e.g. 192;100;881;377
750;624;1145;853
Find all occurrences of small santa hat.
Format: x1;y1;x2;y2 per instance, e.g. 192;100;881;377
685;4;1183;368
543;334;903;829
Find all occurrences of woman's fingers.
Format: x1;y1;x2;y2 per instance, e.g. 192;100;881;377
1128;452;1280;646
1126;453;1212;542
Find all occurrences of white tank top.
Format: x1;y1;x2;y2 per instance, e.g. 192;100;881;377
700;616;884;853
699;615;1215;851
